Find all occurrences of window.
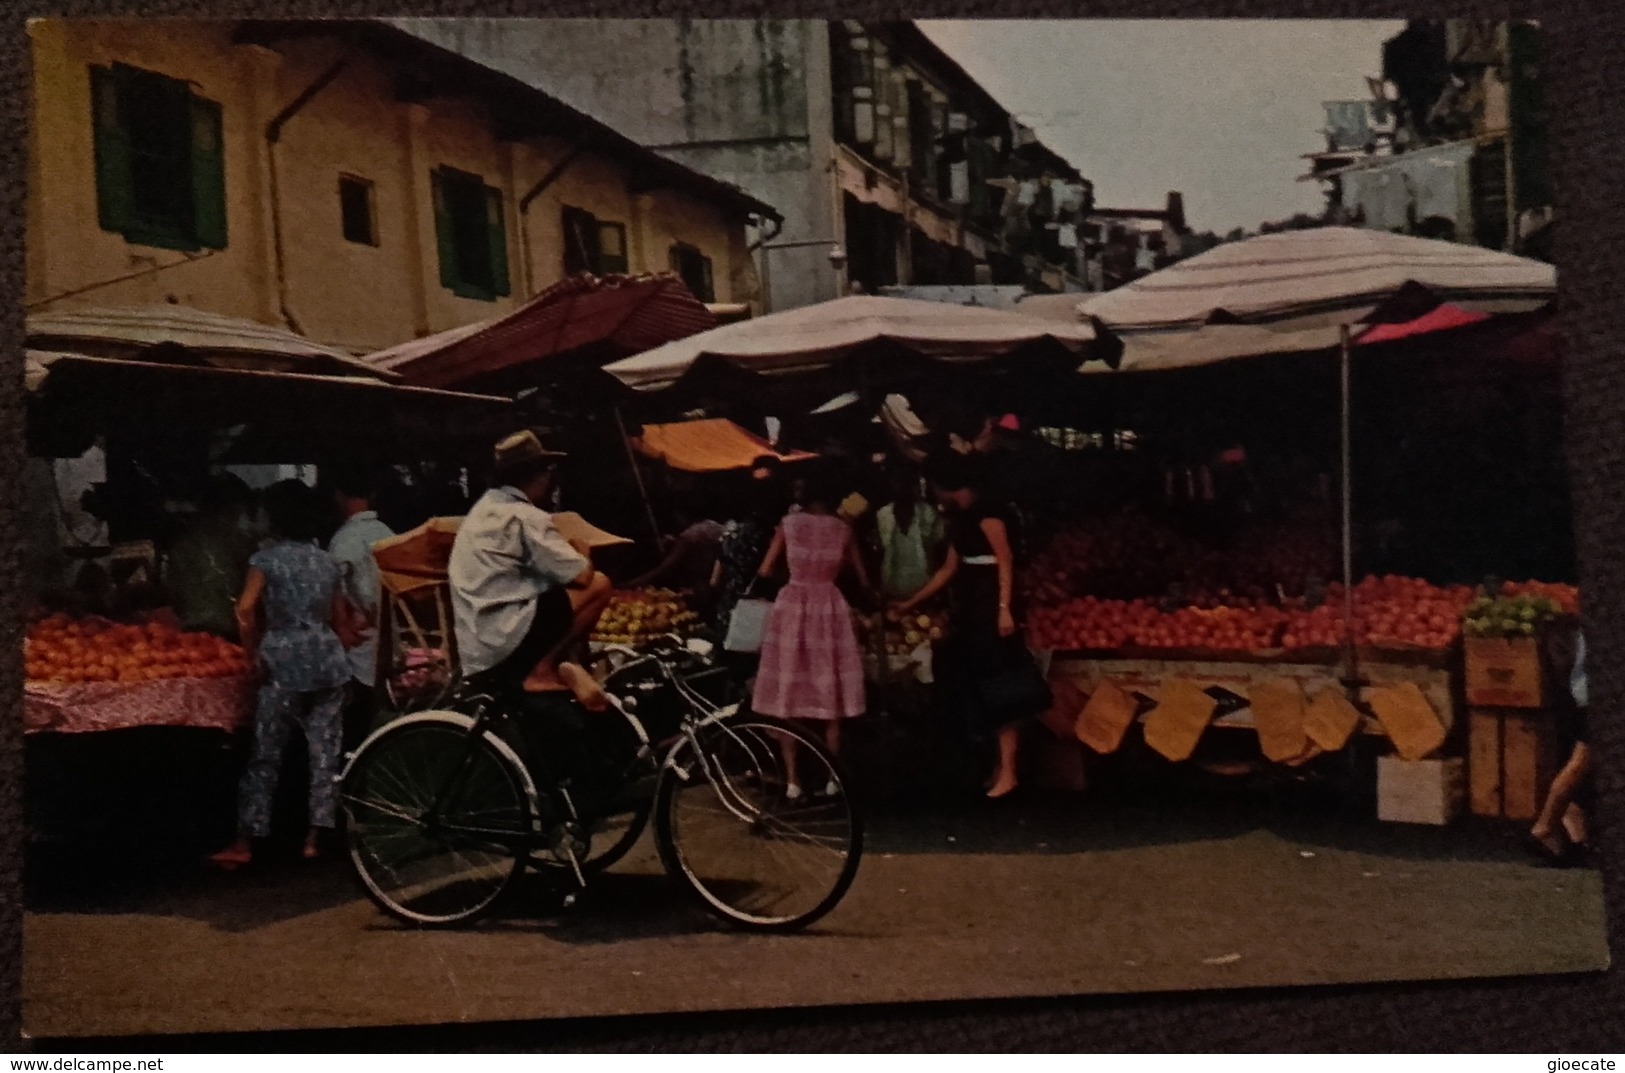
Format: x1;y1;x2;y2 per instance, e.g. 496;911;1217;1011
338;175;377;246
561;207;630;277
432;166;509;300
669;244;715;302
91;63;226;252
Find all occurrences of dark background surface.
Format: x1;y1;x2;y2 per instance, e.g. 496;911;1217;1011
3;0;1623;1053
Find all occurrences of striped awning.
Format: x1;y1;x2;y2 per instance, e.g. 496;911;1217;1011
1074;228;1557;374
1080;228;1555;333
364;273;718;390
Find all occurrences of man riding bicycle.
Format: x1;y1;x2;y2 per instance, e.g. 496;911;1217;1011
448;430;614;702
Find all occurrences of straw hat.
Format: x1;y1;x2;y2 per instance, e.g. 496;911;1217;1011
494;430;568;471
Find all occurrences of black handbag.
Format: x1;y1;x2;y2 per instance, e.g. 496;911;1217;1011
971;637;1053;723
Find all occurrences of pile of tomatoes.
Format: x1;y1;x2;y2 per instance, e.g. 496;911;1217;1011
26;614;251;685
1027;576;1573;656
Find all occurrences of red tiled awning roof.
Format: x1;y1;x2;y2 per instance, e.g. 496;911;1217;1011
365;273;719;390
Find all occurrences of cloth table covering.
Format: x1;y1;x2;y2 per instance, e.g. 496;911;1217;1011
25;675;255;735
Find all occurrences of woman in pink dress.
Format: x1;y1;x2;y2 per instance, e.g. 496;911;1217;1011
752;466;873;800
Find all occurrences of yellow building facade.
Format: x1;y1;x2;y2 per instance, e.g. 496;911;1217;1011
26;19;776;356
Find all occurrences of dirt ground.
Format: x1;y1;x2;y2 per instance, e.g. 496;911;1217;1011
23;786;1610;1041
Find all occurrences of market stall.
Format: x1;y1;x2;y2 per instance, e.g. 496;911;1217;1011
1006;229;1568;820
22;322;516;855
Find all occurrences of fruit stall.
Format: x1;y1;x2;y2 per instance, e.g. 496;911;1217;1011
22;343;517;856
1010;495;1579;822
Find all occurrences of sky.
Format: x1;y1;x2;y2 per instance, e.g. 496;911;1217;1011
918;20;1407;236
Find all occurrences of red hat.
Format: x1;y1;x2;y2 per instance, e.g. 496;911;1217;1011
997;413;1021;432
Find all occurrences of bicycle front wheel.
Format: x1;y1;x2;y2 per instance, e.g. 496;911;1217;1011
342;713;534;927
655;718;863;932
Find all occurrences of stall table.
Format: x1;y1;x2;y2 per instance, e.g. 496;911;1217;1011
25;674;254;736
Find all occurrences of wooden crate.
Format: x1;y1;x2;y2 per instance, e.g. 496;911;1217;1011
1467;706;1558;821
1464;637;1543;709
1377;756;1465;825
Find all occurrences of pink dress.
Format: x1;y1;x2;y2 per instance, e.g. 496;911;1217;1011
752;512;866;721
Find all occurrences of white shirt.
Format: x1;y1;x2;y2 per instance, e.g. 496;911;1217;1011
448;487;590;676
328;510;395;686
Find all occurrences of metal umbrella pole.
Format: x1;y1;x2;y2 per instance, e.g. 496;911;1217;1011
1339;324;1362;694
613;405;664;548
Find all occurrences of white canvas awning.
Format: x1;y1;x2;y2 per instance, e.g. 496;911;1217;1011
27;304;394;380
1080;227;1555;332
603;295;1098;392
1074;228;1556;373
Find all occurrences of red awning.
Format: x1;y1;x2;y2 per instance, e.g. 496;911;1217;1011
365;273;718;390
1355;303;1493;345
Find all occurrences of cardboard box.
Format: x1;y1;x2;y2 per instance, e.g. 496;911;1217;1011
1464;637;1543;709
1377;755;1465;825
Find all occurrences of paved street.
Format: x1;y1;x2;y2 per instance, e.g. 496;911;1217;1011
24;788;1608;1039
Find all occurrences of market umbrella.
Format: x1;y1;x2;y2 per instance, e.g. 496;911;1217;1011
362;272;718;392
1072;229;1558;683
1075;227;1555;374
602;295;1101;393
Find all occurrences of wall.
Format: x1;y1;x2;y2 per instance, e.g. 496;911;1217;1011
28;21;276;323
398;17;841;311
28;20;762;356
396;18;813;150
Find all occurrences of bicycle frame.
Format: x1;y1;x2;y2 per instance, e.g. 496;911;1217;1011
597;642;778;827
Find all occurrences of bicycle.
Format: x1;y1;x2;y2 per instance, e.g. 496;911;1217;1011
338;635;864;932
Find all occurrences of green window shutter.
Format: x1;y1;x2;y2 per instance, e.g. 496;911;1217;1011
90;65;135;235
431;169;461;291
189;95;227;249
485;185;510;297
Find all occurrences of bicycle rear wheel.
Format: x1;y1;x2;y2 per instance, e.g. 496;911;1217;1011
342;713;533;927
654;718;863;932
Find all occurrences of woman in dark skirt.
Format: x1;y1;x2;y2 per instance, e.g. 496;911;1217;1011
895;451;1043;798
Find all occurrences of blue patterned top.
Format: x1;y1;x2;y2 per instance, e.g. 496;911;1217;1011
250;541;352;693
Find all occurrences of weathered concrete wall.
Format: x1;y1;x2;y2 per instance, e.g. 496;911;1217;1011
398;18;843;311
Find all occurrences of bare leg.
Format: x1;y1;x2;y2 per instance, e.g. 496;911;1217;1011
987;723;1021;799
1532;741;1592;852
824;718;842;758
778;733;802;799
524;575;614;692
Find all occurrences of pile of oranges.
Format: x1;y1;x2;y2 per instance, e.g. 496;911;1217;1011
25;614;251;685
